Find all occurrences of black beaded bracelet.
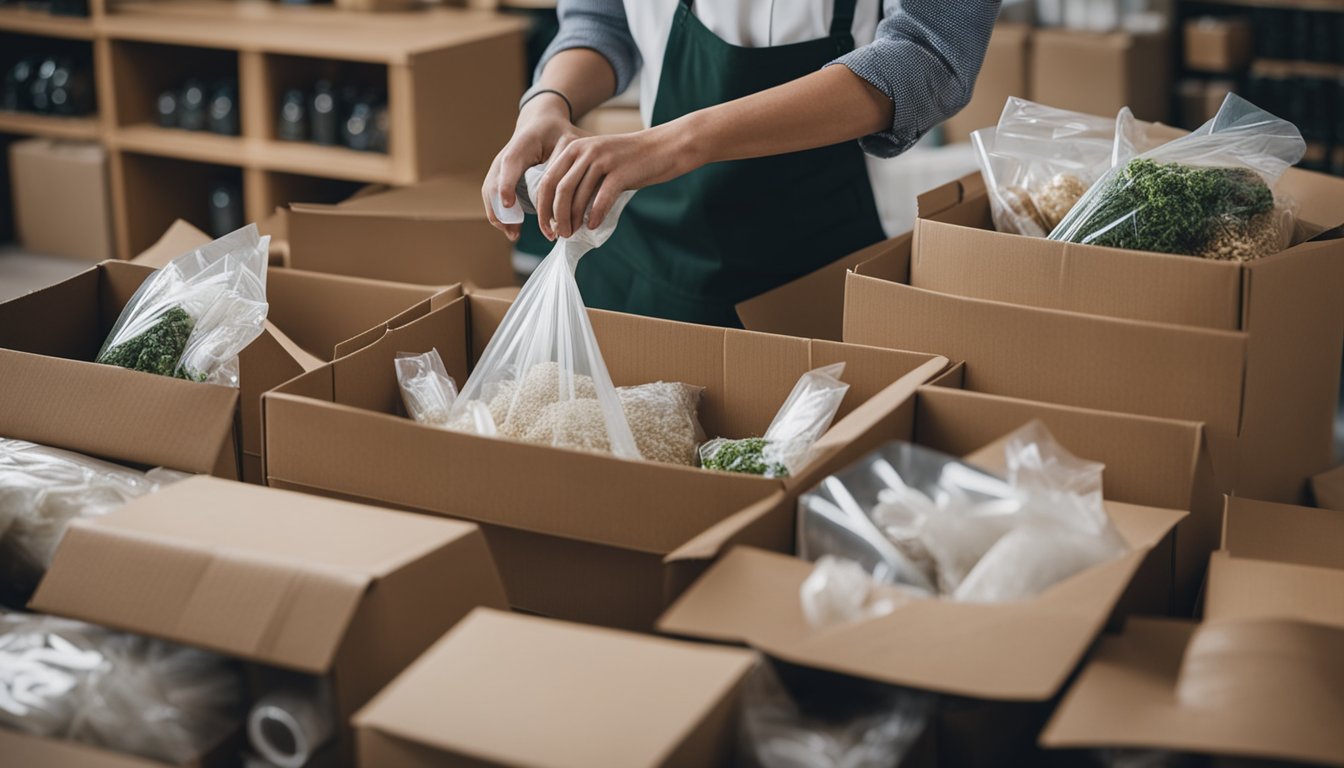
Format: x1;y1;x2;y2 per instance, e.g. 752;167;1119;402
519;86;574;122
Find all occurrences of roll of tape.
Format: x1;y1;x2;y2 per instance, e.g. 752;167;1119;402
246;688;334;768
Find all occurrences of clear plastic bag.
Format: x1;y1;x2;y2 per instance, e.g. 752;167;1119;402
799;556;901;631
1050;93;1306;260
448;164;640;458
0;439;184;605
701;364;850;478
739;661;932;768
97;224;269;385
616;382;705;466
395;349;459;428
798;421;1128;603
0;610;243;764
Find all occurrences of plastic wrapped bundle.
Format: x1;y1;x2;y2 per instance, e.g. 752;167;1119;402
395;348;459;428
616;382;705;466
0;611;243;764
97;224;269;385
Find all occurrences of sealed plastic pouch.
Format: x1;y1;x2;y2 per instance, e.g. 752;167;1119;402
395;348;459;428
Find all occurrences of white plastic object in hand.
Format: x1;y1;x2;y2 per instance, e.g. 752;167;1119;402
247;686;335;768
491;190;524;225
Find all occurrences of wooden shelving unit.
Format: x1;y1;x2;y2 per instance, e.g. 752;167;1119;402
0;5;95;39
0;111;99;140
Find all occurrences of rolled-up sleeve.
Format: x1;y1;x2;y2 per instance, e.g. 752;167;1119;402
830;0;1001;157
535;0;642;97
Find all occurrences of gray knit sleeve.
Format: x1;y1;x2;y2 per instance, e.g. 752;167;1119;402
830;0;1002;157
535;0;642;97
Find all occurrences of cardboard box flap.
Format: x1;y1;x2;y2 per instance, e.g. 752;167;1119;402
129;219;211;268
262;320;326;373
353;608;755;767
1313;464;1344;513
293;176;483;221
0;350;238;474
1204;553;1344;630
1221;496;1344;570
660;498;1182;701
32;477;481;673
266;269;446;361
1279;165;1344;231
665;490;790;564
1041;617;1344;767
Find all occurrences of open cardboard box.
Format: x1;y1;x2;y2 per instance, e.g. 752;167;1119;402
1041;496;1344;766
354;608;756;768
286;176;516;288
263;291;949;630
900;168;1344;505
16;477;507;768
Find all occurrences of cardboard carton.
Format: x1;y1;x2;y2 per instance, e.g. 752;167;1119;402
264;292;948;630
9;139;114;262
900;170;1344;505
353;608;756;768
287;175;516;287
1183;16;1253;73
943;23;1031;144
0;262;241;477
28;476;508;768
1030;29;1170;123
1312;464;1344;512
0;729;222;768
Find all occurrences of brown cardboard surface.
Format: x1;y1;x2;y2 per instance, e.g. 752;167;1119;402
1183;16;1252;73
1030;29;1170;123
264;293;947;629
1220;495;1344;569
1041;617;1344;766
287;176;515;287
1313;464;1344;512
127;218;213;268
0;729;191;768
9;138;113;262
943;23;1030;143
353;608;755;768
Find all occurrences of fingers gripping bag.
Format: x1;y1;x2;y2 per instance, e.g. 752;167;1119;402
97;224;269;385
448;164;641;458
1050;93;1306;261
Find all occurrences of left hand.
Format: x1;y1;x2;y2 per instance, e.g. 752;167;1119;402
532;124;697;240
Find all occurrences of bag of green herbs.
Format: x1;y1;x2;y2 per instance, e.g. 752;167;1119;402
97;225;268;385
1050;94;1305;262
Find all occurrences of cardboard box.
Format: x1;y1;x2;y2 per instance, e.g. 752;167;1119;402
1041;496;1344;766
898;170;1344;505
287;175;516;287
264;291;948;630
1030;29;1170;123
1312;464;1344;512
0;729;223;768
354;608;755;768
9;138;114;262
1183;16;1253;73
28;476;508;768
943;23;1031;144
0;261;242;477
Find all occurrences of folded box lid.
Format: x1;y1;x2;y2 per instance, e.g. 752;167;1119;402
291;176;483;221
31;476;485;674
354;608;756;768
658;499;1184;701
1041;617;1344;766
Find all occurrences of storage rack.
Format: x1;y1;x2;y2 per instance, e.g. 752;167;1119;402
1;0;527;257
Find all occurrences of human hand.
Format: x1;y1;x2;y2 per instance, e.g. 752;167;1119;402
481;94;589;242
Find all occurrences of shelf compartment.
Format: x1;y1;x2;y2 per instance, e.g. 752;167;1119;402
111;122;245;163
0;33;98;121
106;39;238;130
0;111;99;140
0;6;95;40
114;150;243;257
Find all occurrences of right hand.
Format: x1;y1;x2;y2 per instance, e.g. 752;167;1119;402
482;94;588;242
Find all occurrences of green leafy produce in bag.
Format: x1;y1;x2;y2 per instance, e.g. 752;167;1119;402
96;306;199;379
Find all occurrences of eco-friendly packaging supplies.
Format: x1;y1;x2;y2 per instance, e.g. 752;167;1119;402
354;608;756;768
264;290;948;630
24;476;508;768
1040;496;1344;765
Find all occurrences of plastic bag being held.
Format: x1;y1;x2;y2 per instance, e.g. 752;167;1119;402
701;363;850;478
1050;93;1305;261
97;224;269;385
450;164;640;457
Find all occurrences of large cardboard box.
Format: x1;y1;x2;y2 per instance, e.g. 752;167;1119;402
26;476;508;768
1030;29;1170;123
264;291;948;630
0;261;242;477
9;138;114;262
354;608;756;768
942;23;1032;144
1183;16;1253;74
1041;497;1344;765
287;175;516;287
899;170;1344;505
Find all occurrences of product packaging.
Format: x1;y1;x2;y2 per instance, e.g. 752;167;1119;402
395;348;462;429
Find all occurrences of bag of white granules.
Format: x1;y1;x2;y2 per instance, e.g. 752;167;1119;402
450;164;641;458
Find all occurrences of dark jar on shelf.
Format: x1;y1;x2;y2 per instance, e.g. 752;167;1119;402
208;78;239;136
277;88;308;142
309;80;338;146
178;78;208;131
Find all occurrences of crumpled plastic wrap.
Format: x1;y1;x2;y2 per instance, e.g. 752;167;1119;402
0;610;243;764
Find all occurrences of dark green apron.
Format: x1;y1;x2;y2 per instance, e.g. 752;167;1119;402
576;0;888;327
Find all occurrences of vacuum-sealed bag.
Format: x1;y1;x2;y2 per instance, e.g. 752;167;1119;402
97;224;269;385
701;364;850;478
1050;93;1305;260
449;165;641;458
617;381;705;466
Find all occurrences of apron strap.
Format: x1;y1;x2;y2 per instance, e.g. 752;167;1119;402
830;0;860;36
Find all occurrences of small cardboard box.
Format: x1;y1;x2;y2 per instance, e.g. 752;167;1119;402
28;476;509;768
1030;28;1170;123
0;262;242;477
264;291;948;630
9;138;114;262
943;22;1031;144
287;175;515;287
1041;496;1344;766
354;608;756;768
1183;16;1253;73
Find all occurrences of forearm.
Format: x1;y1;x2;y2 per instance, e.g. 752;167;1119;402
534;48;619;121
668;66;893;168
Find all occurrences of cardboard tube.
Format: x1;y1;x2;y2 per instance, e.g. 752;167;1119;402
247;688;334;768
